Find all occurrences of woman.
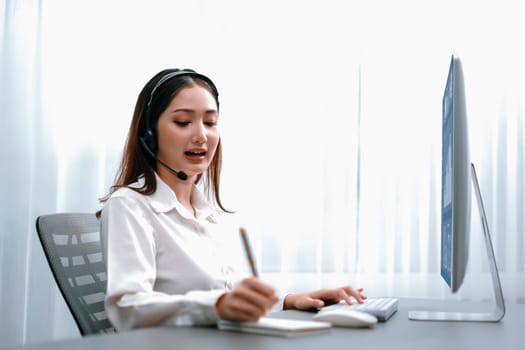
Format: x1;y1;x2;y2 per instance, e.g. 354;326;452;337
99;68;366;331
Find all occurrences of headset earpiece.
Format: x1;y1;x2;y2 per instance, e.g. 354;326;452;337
141;129;157;154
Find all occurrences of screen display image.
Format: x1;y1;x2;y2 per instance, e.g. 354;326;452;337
439;55;470;293
441;61;454;288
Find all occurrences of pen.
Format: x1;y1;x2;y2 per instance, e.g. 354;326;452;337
239;227;259;278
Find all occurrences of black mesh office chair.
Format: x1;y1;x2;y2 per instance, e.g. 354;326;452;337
36;213;115;335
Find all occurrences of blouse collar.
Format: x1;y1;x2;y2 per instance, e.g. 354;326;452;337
140;174;218;223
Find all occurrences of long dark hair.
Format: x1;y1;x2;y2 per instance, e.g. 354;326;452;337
99;68;231;214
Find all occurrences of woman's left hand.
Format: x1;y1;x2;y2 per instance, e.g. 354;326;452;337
283;286;367;310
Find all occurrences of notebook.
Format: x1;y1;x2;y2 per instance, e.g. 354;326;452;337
217;317;331;337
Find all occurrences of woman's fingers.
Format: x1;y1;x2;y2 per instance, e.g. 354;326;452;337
243;278;279;301
230;281;276;311
342;286;367;303
216;278;279;321
306;286;367;307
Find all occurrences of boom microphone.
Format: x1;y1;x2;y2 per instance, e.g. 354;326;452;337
140;137;188;181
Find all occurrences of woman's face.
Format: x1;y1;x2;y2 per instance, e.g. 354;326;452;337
155;84;219;181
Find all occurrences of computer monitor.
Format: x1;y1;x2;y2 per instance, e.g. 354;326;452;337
408;55;505;322
441;55;471;293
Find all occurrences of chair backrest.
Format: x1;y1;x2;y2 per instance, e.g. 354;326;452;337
36;213;115;335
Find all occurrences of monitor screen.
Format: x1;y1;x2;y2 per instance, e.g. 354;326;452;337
441;60;454;287
440;55;471;293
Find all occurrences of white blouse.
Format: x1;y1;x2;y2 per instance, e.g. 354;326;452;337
100;174;280;331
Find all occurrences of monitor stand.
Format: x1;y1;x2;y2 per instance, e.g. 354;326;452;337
408;163;506;322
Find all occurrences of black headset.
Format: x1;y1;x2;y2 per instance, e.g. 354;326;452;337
140;69;218;154
139;69;218;181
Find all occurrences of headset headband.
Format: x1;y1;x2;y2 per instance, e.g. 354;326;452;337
144;69;218;138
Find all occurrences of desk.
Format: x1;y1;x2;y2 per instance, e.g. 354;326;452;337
6;299;524;350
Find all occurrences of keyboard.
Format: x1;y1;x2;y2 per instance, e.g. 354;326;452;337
318;297;399;321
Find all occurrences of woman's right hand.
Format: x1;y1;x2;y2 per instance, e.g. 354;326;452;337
215;277;279;322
